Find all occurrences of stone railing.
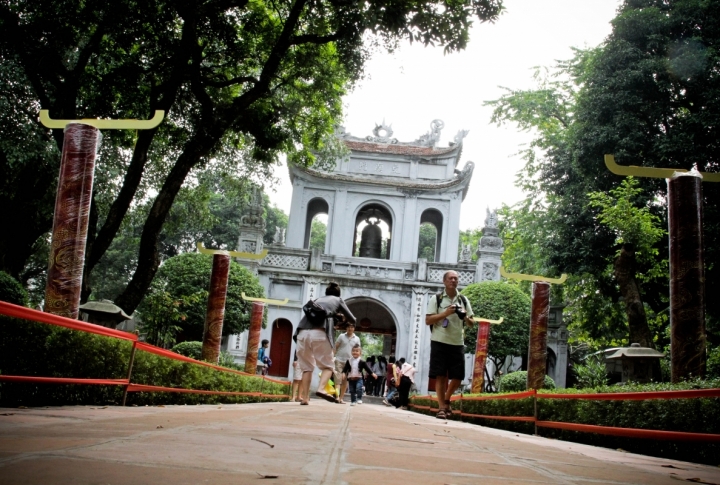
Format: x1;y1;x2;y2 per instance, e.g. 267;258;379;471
427;262;476;286
258;247;478;286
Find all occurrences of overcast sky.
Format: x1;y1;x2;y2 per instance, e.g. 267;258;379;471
267;0;621;230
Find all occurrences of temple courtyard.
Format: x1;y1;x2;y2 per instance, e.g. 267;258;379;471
0;400;718;484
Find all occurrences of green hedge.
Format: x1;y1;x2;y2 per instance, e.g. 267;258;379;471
411;382;720;466
0;317;289;407
500;370;555;391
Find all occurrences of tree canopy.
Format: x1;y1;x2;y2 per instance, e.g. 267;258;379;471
142;252;265;342
0;0;504;314
489;0;720;352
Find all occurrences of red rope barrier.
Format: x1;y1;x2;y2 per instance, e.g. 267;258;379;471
0;375;128;386
462;390;536;401
0;300;137;341
537;389;720;400
127;384;263;396
536;421;720;442
461;412;535;422
134;342;255;377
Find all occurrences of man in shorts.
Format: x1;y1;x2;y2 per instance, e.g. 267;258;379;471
425;270;474;419
334;322;360;404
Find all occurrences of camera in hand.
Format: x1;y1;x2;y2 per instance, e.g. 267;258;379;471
454;306;467;320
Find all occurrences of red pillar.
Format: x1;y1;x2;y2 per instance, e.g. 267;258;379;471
44;124;101;318
527;281;550;390
245;302;265;373
201;253;231;363
668;172;706;382
471;321;491;394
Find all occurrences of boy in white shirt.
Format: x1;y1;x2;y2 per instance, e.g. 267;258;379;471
341;344;377;406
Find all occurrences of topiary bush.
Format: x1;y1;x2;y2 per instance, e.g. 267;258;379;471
0;271;28;306
500;370;555;391
171;341;203;359
461;281;531;361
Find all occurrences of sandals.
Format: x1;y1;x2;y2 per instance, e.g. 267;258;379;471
315;391;339;403
445;400;453;416
436;409;448;419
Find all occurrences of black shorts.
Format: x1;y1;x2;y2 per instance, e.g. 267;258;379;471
428;340;465;381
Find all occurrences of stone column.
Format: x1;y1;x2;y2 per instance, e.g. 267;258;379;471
201;253;231;363
245;302;265;373
527;281;550;390
471;321;491;394
475;208;503;282
668;172;706;382
44;124;101;318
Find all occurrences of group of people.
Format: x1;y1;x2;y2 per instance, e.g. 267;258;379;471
288;269;474;420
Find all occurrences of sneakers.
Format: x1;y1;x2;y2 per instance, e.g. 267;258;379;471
350;402;356;406
382;398;388;405
357;400;363;404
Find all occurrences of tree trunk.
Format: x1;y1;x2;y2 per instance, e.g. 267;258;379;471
614;243;654;348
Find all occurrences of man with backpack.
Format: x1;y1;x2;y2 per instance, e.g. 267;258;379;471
425;270;474;419
295;282;355;405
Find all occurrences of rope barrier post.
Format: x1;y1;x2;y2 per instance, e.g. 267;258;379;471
122;341;138;406
533;389;538;436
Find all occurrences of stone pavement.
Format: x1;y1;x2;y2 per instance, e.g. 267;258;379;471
1;400;719;485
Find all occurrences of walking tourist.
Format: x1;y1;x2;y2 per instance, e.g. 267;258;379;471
425;270;474;419
396;358;416;410
364;355;377;395
373;356;387;396
334;321;360;404
258;339;271;375
291;354;304;402
383;356;398;406
341;344;377;406
295;282;355;405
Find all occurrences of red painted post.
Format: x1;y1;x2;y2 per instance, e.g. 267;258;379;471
44;124;101;318
201;253;231;363
668;172;706;382
245;302;265;374
471;321;491;394
527;281;550;390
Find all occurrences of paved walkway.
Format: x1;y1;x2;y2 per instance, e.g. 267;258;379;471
1;400;719;484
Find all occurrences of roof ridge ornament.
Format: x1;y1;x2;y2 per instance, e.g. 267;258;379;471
414;119;444;147
366;120;397;144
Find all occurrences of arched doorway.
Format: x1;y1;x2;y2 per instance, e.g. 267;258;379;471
269;318;293;378
352;203;393;260
344;297;398;358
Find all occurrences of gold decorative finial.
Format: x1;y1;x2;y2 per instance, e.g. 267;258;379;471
241;292;289;306
196;242;268;260
605;155;720;182
39;110;165;130
472;316;504;324
500;267;567;285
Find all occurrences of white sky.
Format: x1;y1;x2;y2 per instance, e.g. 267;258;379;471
267;0;621;230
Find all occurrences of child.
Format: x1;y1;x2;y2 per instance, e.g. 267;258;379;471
258;339;271;375
342;344;377;406
291;354;304;402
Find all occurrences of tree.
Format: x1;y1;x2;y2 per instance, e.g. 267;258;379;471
418;223;437;261
143;252;265;341
461;281;531;378
588;177;666;347
1;0;505;315
309;217;326;252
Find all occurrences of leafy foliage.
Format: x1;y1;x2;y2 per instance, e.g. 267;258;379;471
573;356;610;389
0;271;28;306
461;281;531;373
171;341;203;360
309;217;327;252
411;378;720;466
0;317;288;406
144;253;265;342
418;223;437;261
500;370;556;392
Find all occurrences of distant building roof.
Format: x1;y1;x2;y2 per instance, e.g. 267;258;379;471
343;140;459;157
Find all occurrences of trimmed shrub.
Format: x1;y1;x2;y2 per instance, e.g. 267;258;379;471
0;317;289;407
0;271;28;306
171;341;203;359
501;370;555;391
411;380;720;466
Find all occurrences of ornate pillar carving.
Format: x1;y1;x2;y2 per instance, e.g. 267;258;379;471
244;302;265;374
201;253;230;363
44;124;101;318
527;281;550;390
668;171;706;381
471;321;491;393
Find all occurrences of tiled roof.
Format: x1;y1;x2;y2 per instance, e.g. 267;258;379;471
343;140;458;157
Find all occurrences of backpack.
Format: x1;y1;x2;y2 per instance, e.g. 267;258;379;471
430;293;470;332
302;299;334;325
